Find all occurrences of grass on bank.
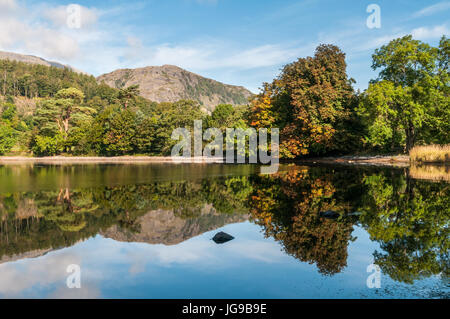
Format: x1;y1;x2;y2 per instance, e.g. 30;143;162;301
410;145;450;164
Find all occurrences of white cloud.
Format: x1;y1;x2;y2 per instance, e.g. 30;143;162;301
0;1;90;60
0;0;17;13
413;1;450;18
124;36;145;62
354;25;448;52
119;40;311;72
43;4;99;29
48;283;101;299
411;25;449;40
0;15;79;59
0;0;307;85
0;251;82;297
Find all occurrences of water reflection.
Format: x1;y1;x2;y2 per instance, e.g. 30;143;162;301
0;175;251;259
248;165;449;283
0;163;448;297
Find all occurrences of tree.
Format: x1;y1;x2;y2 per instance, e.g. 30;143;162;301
358;81;409;151
118;85;140;109
360;35;449;152
54;87;87;137
151;100;204;155
1;102;18;124
206;104;248;129
103;109;138;155
249;45;357;158
281;45;356;156
32;134;64;156
32;87;96;154
249;83;279;129
0;125;16;155
134;112;157;154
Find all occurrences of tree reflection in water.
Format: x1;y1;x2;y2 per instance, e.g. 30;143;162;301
248;165;449;283
0;164;448;285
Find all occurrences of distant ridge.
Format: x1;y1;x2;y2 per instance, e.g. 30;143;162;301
0;50;87;74
97;64;254;111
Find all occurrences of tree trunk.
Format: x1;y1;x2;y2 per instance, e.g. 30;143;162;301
63;119;70;136
405;121;416;153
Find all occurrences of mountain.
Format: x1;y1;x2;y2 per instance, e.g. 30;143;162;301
97;65;254;111
0;50;86;74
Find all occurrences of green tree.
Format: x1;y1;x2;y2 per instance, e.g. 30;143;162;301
1;103;17;123
151;100;204;155
103;109;138;155
358;81;409;151
118;85;140;109
32;134;64;156
0;125;16;154
360;35;449;151
134;112;157;154
32;87;96;154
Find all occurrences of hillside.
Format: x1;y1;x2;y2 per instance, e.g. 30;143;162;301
97;65;253;111
0;51;85;74
0;57;99;99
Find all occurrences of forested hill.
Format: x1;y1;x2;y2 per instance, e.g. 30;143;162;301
97;65;253;111
0;51;85;74
0;57;240;157
0;58;99;99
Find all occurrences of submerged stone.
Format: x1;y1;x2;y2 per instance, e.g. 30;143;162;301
319;210;340;219
212;231;234;244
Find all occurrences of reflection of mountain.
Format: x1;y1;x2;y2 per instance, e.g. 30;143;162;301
0;175;252;261
101;205;248;245
0;206;247;264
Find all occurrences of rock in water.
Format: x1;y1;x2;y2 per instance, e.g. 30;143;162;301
319;210;340;219
212;232;234;244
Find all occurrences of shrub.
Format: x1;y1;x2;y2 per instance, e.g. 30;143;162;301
0;125;16;155
32;134;65;156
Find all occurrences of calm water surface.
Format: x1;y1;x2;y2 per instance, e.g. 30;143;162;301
0;163;448;298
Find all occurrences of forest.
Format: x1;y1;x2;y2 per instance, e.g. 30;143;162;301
0;35;448;158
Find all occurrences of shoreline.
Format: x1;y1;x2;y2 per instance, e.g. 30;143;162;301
0;155;446;167
295;155;411;167
0;156;225;165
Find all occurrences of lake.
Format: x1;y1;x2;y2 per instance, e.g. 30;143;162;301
0;163;448;299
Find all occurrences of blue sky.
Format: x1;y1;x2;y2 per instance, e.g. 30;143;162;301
0;0;449;92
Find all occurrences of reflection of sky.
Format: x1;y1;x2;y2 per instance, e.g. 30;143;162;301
0;222;447;299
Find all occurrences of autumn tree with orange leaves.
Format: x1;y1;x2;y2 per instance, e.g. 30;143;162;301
250;44;363;158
